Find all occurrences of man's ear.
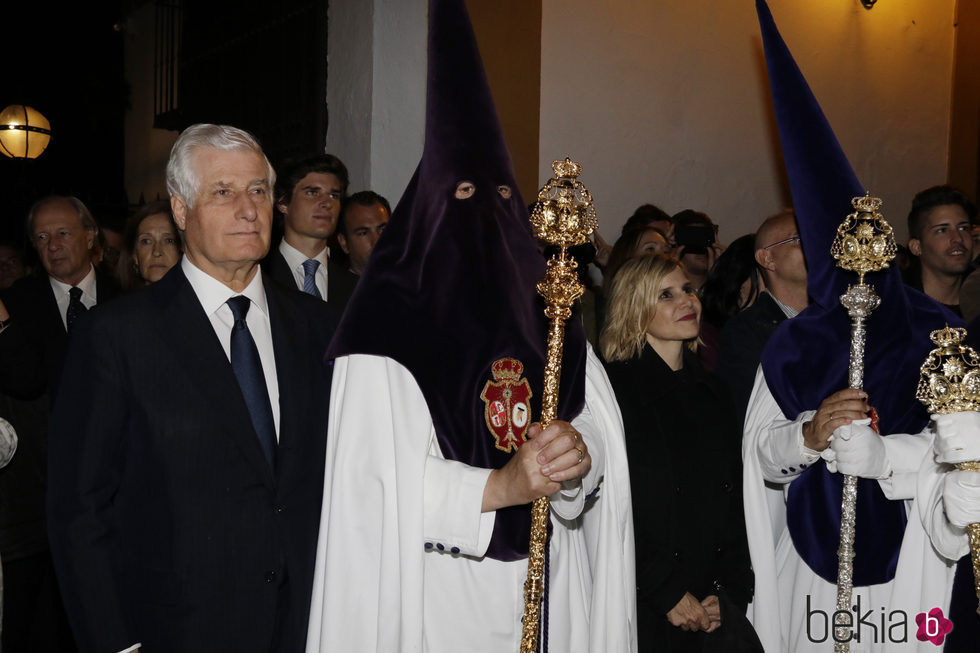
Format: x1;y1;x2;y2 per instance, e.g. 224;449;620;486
171;195;187;231
754;247;774;271
908;238;922;257
336;232;350;255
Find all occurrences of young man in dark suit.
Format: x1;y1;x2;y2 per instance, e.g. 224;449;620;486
263;153;357;308
48;124;336;653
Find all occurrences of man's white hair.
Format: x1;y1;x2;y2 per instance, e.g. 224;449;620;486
165;123;276;208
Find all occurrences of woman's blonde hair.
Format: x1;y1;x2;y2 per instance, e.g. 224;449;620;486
599;254;697;362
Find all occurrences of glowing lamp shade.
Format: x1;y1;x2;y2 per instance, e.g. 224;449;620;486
0;105;51;159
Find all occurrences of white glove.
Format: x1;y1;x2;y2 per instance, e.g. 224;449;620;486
943;469;980;529
932;412;980;465
821;418;891;479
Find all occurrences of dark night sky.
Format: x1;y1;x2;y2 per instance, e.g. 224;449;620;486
0;3;126;244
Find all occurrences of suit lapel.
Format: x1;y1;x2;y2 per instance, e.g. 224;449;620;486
263;247;298;292
154;267;276;489
36;276;66;335
266;284;310;491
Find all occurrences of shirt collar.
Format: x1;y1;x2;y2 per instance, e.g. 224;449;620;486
181;257;269;318
49;264;97;300
279;238;329;270
764;289;800;319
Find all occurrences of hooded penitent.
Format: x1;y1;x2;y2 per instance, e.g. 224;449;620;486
755;0;957;588
325;0;587;562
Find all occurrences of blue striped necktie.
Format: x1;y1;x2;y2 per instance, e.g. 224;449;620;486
302;259;322;298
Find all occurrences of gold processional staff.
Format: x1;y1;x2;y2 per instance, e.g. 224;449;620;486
520;158;597;653
828;194;897;653
916;325;980;616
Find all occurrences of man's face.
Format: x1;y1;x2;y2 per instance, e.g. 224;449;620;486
171;147;273;283
337;202;389;275
765;216;807;286
910;204;973;278
31;199;95;286
0;245;27;289
278;172;343;245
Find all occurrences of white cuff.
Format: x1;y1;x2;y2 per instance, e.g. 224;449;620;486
758;409;819;483
877;430;932;500
423;457;494;557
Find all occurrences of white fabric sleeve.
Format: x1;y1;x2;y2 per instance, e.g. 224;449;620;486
116;644;140;653
550;396;605;521
423;452;495;557
876;429;932;500
749;374;821;483
917;453;971;561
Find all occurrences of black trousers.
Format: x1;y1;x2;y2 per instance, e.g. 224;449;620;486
2;550;77;653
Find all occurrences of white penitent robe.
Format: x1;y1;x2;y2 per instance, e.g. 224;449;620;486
743;367;960;653
306;347;636;652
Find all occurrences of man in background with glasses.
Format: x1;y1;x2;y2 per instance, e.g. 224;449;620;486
717;209;809;424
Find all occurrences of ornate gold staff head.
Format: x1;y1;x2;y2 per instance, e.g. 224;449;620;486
530;158;597;249
916;325;980;415
830;194;897;285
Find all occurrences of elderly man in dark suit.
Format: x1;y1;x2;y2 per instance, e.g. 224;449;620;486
48;124;336;653
0;195;120;653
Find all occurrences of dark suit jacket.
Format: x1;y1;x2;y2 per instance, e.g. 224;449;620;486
714;292;788;426
47;265;335;653
0;270;119;561
604;346;752;652
263;245;358;310
0;270;121;400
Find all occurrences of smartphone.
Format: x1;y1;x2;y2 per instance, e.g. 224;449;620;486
674;223;716;248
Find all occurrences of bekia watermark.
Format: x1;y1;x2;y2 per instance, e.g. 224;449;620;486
806;595;954;646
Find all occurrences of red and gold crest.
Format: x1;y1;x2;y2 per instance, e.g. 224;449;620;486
480;358;533;453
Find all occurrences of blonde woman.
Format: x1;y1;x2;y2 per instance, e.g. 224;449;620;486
600;254;757;652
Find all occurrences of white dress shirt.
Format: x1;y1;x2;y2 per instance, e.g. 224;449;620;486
50;265;97;331
181;257;281;439
278;239;329;301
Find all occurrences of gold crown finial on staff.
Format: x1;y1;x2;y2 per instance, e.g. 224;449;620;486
830;193;897;285
520;158;595;652
530;157;597;250
917;326;980;414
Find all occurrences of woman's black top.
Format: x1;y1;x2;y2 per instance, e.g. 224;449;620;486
604;344;753;652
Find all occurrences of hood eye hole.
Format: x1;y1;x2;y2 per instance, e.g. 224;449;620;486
455;181;476;199
496;185;512;199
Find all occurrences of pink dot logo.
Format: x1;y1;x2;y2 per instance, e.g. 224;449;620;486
915;607;953;646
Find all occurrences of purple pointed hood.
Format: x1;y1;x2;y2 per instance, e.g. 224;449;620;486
326;0;587;561
755;0;957;586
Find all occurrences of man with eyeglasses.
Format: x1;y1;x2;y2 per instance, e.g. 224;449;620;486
717;209;809;424
263;153;354;307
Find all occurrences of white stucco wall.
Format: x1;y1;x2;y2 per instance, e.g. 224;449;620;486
539;0;956;243
327;0;426;202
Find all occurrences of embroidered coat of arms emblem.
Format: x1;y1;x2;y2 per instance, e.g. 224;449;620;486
480;358;533;452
